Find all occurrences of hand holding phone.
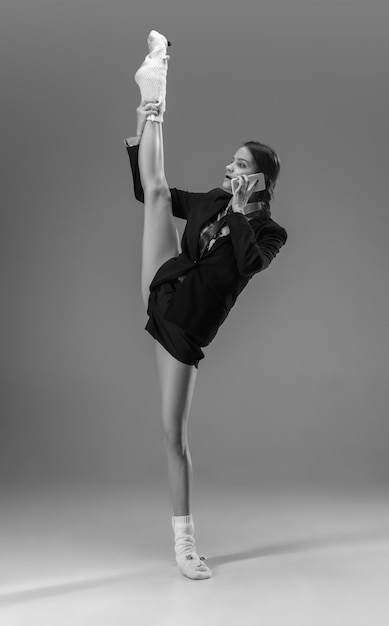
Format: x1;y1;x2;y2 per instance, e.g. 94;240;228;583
231;172;266;195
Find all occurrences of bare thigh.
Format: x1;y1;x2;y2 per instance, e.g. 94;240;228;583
154;340;198;449
141;190;181;308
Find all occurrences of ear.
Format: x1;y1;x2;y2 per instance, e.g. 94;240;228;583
266;177;275;193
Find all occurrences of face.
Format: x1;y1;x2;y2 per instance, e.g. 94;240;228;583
222;146;257;194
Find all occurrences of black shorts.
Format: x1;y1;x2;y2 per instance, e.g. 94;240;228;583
145;279;205;368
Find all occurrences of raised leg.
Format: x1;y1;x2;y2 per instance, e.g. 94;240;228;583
138;120;180;308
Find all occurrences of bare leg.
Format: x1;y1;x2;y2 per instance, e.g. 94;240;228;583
155;342;212;579
139;121;197;517
154;340;197;516
138;118;195;515
138;120;180;308
135;55;211;581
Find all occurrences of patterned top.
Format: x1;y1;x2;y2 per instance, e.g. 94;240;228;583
199;202;232;253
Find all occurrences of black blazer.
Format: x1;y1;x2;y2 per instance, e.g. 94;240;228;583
126;144;288;345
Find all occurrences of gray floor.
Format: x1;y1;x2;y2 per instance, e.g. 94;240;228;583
1;486;389;626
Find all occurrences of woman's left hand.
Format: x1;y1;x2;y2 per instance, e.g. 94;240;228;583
231;175;258;214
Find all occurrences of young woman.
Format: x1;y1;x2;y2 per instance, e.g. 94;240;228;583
124;30;287;580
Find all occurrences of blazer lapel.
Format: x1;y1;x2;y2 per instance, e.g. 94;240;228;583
187;189;270;259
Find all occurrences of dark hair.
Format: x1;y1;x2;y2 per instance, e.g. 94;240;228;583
243;140;281;215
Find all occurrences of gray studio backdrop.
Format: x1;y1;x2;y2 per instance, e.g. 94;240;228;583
2;0;388;496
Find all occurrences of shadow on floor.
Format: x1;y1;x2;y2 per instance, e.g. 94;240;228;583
0;570;143;606
2;527;388;603
208;526;389;568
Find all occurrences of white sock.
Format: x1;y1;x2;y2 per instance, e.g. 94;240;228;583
134;29;169;123
172;514;213;580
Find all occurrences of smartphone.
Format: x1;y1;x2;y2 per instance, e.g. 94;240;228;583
231;172;265;194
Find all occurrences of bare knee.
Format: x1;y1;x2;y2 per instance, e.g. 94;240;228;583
164;430;187;456
144;180;171;206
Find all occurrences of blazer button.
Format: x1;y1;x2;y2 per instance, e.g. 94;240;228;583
193;259;199;264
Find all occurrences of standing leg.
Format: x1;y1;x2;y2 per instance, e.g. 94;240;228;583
155;341;212;580
154;340;197;516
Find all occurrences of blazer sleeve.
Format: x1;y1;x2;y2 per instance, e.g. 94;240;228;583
125;143;205;221
225;211;288;277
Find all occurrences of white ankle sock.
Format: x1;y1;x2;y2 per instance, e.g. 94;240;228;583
172;514;213;580
134;29;169;123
